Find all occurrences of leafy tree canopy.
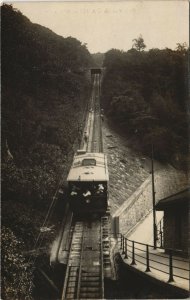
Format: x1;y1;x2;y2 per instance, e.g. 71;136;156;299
102;44;188;168
132;34;146;51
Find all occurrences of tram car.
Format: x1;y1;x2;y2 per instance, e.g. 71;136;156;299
67;151;109;214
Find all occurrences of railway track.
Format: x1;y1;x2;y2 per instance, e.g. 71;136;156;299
62;216;111;299
61;72;111;299
89;74;103;153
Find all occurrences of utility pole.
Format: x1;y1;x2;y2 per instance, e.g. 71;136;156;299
151;143;157;249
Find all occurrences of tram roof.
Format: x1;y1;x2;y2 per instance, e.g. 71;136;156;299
67;152;109;182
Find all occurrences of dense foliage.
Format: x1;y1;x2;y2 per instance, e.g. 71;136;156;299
2;4;92;159
102;47;189;167
1;227;33;300
2;4;92;298
92;52;105;67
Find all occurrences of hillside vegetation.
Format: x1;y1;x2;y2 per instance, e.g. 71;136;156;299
92;52;105;68
102;47;189;168
2;4;92;299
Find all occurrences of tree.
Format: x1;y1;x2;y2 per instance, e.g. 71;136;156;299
132;34;146;51
176;42;188;53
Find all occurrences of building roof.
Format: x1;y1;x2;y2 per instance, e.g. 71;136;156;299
67;152;109;182
155;188;190;210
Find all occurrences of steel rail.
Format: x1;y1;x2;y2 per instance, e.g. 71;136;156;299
100;217;105;299
62;219;84;299
76;224;85;299
91;73;103;153
98;74;103;153
91;74;100;153
61;218;75;300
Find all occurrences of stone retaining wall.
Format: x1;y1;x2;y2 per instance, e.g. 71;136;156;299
117;166;189;234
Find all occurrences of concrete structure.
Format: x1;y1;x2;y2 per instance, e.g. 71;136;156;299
91;68;102;75
156;188;190;257
114;166;189;235
118;238;190;296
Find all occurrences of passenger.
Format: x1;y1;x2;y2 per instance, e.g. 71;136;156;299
83;189;91;197
71;190;77;196
70;185;78;196
96;184;104;194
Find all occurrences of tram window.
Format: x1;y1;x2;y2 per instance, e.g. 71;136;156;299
82;159;96;166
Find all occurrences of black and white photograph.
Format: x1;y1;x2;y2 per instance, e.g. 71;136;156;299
1;1;189;299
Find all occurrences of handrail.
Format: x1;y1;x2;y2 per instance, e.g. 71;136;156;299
124;235;188;256
126;245;189;270
118;233;189;283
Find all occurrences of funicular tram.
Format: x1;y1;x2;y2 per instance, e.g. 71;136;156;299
67;151;109;214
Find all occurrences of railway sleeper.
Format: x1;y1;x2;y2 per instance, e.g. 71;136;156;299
103;249;110;253
67;278;78;283
81;282;100;287
79;292;101;298
103;251;110;255
71;247;82;250
103;240;109;244
104;262;111;267
81;276;100;281
72;240;82;244
69;268;78;273
103;253;110;257
70;259;80;263
82;267;100;273
69;268;78;272
70;256;80;260
67;282;78;288
81;272;100;277
80;287;101;293
66;287;77;294
69;271;79;276
104;263;111;268
104;255;111;260
103;233;109;237
65;293;75;299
